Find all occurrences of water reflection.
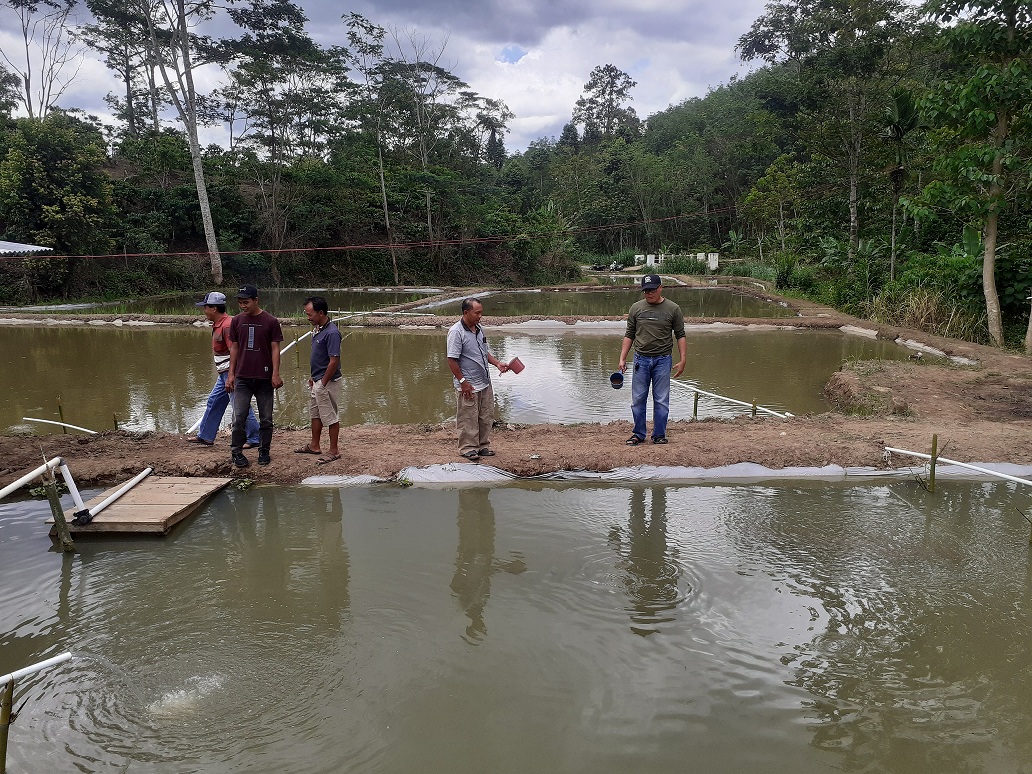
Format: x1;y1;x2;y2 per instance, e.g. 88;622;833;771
449;488;527;643
608;487;685;636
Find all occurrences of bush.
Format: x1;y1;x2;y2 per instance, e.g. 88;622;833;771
662;254;707;274
862;285;987;342
723;261;776;282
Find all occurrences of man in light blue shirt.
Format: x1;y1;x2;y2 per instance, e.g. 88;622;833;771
446;298;510;460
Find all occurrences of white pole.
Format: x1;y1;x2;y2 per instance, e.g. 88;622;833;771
884;447;1032;487
0;458;61;501
57;463;87;512
670;381;793;419
22;418;97;435
87;468;152;517
0;653;72;688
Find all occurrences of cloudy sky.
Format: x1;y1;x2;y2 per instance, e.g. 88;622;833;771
1;0;770;152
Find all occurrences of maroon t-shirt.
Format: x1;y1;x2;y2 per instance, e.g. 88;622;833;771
228;310;284;379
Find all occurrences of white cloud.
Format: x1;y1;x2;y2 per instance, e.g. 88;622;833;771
1;0;769;151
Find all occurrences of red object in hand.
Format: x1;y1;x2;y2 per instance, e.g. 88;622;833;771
508;357;525;374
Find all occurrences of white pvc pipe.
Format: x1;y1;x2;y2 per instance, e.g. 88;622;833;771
23;417;97;434
0;652;72;688
88;467;152;517
884;447;1032;487
57;463;87;512
670;381;793;419
0;458;61;501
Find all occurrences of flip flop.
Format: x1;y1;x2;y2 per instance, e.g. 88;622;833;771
317;454;341;465
294;444;321;455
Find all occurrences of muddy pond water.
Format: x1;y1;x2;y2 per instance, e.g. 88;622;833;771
417;286;795;318
0;289;441;318
2;478;1031;772
0;325;920;434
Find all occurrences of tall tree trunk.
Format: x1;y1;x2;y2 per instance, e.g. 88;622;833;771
890;194;898;282
984;108;1007;348
171;0;221;284
982;106;1007;348
376;142;399;285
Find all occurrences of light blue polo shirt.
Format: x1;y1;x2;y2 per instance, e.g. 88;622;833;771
446;319;492;391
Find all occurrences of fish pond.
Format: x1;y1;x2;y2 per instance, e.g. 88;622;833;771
0;325;923;434
417;286;795;318
2;477;1031;772
0;288;441;318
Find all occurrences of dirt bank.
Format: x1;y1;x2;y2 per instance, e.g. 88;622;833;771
3;353;1031;488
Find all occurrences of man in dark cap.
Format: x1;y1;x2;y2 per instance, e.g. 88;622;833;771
226;285;283;467
618;274;686;445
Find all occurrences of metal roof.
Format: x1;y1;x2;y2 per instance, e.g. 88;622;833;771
0;240;55;256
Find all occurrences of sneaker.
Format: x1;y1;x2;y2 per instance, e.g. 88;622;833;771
257;449;271;466
233;452;250;468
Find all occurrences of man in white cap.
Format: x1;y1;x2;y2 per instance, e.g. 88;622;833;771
187;291;260;448
618;274;686;445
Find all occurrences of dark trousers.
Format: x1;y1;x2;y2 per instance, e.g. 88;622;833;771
231;377;275;453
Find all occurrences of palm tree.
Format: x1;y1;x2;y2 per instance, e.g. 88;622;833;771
881;89;923;282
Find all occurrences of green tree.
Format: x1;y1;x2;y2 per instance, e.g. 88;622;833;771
0;63;19;116
572;64;639;142
919;0;1032;349
742;153;804;252
0;113;116;297
739;0;923;259
880;88;924;280
140;0;224;282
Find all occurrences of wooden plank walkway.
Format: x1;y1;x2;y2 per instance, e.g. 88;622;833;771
49;476;231;536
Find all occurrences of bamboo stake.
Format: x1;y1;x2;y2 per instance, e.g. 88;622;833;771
0;679;12;774
693;391;699;420
928;433;938;494
44;470;75;552
57;399;66;434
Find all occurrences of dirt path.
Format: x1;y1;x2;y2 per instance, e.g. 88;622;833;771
2;282;1031;487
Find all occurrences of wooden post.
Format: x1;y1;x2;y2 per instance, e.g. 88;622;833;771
752;399;758;418
57;399;66;434
929;433;938;494
113;414;118;431
693;392;699;420
0;678;14;774
44;471;75;553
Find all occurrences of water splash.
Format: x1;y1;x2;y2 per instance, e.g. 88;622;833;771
147;674;227;718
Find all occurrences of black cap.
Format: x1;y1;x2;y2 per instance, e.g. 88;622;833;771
641;274;662;290
236;285;258;299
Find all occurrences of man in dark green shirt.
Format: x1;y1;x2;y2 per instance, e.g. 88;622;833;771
618;274;687;445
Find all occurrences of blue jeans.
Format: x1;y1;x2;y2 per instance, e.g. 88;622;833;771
197;371;259;444
631;353;672;440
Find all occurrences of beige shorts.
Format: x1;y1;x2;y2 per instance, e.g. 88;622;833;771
308;378;341;425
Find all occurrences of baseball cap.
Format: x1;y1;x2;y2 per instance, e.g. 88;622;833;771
236;285;259;299
641;274;662;290
195;291;227;307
